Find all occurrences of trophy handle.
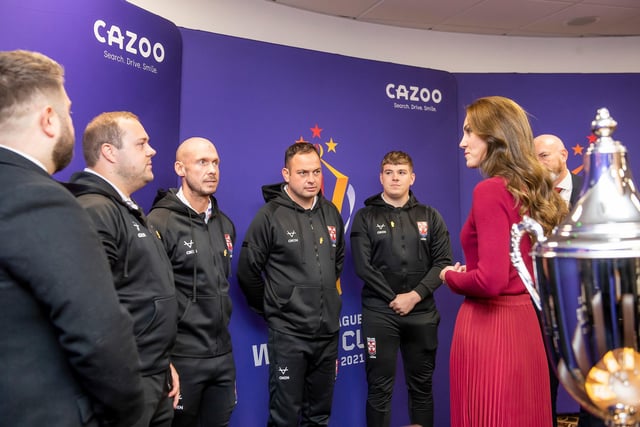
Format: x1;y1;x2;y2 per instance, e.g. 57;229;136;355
510;215;546;311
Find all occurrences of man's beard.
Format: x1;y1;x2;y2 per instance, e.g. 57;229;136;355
52;121;74;173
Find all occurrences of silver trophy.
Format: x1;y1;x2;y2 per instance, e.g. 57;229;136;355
511;108;640;427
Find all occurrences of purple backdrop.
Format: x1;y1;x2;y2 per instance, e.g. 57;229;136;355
455;73;640;226
0;0;182;210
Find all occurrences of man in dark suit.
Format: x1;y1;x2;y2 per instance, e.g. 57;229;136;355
0;50;144;426
535;133;598;427
534;134;584;209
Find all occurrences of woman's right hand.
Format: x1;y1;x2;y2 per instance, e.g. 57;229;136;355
440;262;466;283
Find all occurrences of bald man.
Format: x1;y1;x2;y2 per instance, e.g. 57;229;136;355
148;137;237;427
534;134;583;208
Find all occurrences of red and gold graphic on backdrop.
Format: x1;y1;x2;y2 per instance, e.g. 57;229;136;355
570;134;597;175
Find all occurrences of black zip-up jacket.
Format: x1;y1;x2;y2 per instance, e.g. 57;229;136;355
350;191;452;314
148;189;235;358
237;183;345;338
67;172;177;376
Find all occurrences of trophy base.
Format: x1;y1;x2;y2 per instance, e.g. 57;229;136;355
605;407;640;427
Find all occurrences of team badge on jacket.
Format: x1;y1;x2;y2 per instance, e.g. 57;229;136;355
224;233;233;258
327;226;337;247
417;221;429;240
367;337;377;358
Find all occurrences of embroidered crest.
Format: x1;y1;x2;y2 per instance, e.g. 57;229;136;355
417;221;429;238
224;233;233;258
367;337;377;358
327;226;337;246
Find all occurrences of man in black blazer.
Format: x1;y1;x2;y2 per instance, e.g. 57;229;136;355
0;50;144;427
535;133;597;427
534;134;584;209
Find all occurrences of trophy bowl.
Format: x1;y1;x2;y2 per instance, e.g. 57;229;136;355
511;109;640;427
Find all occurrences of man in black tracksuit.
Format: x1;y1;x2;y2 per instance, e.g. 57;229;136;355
350;151;452;427
238;142;345;427
147;137;237;427
68;111;179;427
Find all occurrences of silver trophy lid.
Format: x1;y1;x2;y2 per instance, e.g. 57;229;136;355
536;108;640;258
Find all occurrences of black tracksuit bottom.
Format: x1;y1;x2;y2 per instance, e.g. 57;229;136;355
133;370;174;427
267;329;339;427
171;352;236;427
362;307;438;427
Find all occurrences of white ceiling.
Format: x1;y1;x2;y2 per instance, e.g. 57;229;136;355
269;0;640;37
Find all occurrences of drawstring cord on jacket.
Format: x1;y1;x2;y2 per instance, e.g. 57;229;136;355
186;207;198;302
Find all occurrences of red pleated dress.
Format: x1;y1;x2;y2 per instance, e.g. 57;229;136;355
445;177;552;427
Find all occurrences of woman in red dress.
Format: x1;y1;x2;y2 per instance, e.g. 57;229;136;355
440;96;567;427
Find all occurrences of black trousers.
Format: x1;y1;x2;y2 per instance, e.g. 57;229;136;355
132;370;174;427
267;329;339;427
362;307;438;427
171;352;237;427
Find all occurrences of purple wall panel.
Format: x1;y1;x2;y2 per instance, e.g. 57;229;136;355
0;0;182;210
179;29;460;426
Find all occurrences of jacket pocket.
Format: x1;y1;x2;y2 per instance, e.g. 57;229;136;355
134;295;178;372
173;295;232;356
323;286;342;331
278;285;321;329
